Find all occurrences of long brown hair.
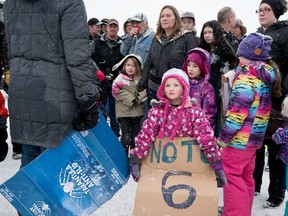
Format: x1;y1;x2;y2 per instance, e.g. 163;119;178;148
121;57;142;80
267;60;282;97
154;5;182;39
199;20;235;53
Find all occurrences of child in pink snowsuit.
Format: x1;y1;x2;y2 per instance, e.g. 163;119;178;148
129;68;227;189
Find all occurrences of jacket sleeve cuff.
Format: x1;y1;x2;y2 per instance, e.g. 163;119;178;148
217;139;227;148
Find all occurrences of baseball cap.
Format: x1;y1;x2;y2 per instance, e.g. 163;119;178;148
88;18;102;26
131;13;148;22
107;18;119;26
181;11;195;20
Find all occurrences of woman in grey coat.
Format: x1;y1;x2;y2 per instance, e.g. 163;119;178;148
3;0;99;167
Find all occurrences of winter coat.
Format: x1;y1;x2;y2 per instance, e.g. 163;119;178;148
258;21;288;99
0;91;8;129
134;99;222;163
258;21;288;138
120;28;155;64
91;33;124;82
112;73;144;119
182;48;217;128
138;32;199;91
218;62;276;150
3;0;98;148
223;30;239;52
209;44;237;106
273;127;288;165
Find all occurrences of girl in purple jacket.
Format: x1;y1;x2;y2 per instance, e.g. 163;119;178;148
182;48;217;129
129;68;226;189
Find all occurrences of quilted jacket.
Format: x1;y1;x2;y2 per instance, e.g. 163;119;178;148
4;0;98;148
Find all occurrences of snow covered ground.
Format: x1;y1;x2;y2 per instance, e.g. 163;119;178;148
0;90;286;216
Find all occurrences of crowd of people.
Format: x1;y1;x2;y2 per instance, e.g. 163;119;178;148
0;0;288;215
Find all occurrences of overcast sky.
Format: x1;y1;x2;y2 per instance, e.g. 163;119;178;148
83;0;288;36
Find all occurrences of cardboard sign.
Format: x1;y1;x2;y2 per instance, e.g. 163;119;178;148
0;113;129;216
133;137;218;216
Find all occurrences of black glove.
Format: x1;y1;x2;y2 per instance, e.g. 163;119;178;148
130;154;142;182
137;84;146;93
0;128;8;162
73;95;100;131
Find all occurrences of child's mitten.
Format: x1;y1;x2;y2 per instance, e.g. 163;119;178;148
211;161;227;187
129;154;142;182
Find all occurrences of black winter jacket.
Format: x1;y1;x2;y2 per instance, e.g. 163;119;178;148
258;21;288;110
4;0;98;148
91;33;124;82
138;32;198;91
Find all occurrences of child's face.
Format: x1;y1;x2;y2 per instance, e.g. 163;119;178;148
203;26;214;44
164;78;183;105
187;61;201;79
181;18;195;31
124;58;137;77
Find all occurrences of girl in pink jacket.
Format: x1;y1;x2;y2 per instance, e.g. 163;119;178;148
129;68;226;187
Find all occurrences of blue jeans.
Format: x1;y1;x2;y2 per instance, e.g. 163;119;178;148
99;89;120;135
20;144;46;168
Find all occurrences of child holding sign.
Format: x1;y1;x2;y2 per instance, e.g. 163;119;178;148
130;68;226;185
217;33;282;216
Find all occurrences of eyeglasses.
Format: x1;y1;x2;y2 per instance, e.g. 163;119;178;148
255;8;271;14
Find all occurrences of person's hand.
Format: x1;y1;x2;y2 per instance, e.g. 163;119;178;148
0;128;8;162
129;154;142;182
272;127;285;144
211;161;227;187
129;27;140;37
137;84;146;93
96;69;105;82
135;89;147;103
73;95;100;131
4;70;10;87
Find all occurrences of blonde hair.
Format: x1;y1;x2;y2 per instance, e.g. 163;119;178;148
121;57;142;80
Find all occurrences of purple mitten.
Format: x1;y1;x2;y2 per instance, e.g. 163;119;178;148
129;154;142;182
273;127;288;145
272;127;284;144
211;161;227;187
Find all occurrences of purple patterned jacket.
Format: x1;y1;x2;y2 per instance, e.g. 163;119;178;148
182;48;217;129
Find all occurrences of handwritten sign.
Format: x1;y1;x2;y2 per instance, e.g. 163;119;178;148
133;137;218;216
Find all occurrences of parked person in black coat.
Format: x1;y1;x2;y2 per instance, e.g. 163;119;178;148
4;0;100;170
217;6;239;52
91;18;124;137
253;0;288;208
137;5;198;110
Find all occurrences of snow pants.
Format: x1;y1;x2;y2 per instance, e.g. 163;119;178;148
222;146;256;216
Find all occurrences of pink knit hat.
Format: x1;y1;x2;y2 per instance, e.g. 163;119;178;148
156;68;190;145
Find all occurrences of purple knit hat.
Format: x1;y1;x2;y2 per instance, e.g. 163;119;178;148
237;32;272;61
157;68;190;145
